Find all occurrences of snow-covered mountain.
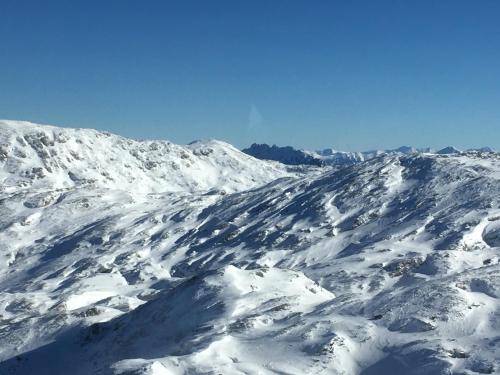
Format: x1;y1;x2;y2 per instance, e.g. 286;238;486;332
0;120;293;194
1;121;500;375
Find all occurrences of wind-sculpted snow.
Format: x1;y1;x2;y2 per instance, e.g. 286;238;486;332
1;122;500;374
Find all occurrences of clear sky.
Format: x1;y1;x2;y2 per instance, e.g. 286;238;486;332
1;1;499;151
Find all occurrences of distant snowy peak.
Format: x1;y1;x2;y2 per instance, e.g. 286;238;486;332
242;143;324;166
468;146;495;153
434;146;497;155
311;149;366;166
436;146;460;154
0;120;292;193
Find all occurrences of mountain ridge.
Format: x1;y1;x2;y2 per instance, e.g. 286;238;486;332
0;120;294;194
243;142;497;167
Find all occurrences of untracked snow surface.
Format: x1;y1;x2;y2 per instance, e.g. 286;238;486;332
1;121;500;374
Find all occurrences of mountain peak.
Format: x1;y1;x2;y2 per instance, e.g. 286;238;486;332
436;146;460;154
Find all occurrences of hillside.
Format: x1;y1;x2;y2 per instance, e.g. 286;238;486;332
0;120;293;194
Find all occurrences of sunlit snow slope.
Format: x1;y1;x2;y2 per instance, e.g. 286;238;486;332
0;120;292;194
1;121;500;375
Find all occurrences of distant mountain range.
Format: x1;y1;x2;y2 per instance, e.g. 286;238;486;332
243;143;496;166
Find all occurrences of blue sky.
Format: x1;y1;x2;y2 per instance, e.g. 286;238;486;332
1;1;499;150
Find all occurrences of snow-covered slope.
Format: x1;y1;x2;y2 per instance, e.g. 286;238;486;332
0;120;292;194
1;121;500;375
